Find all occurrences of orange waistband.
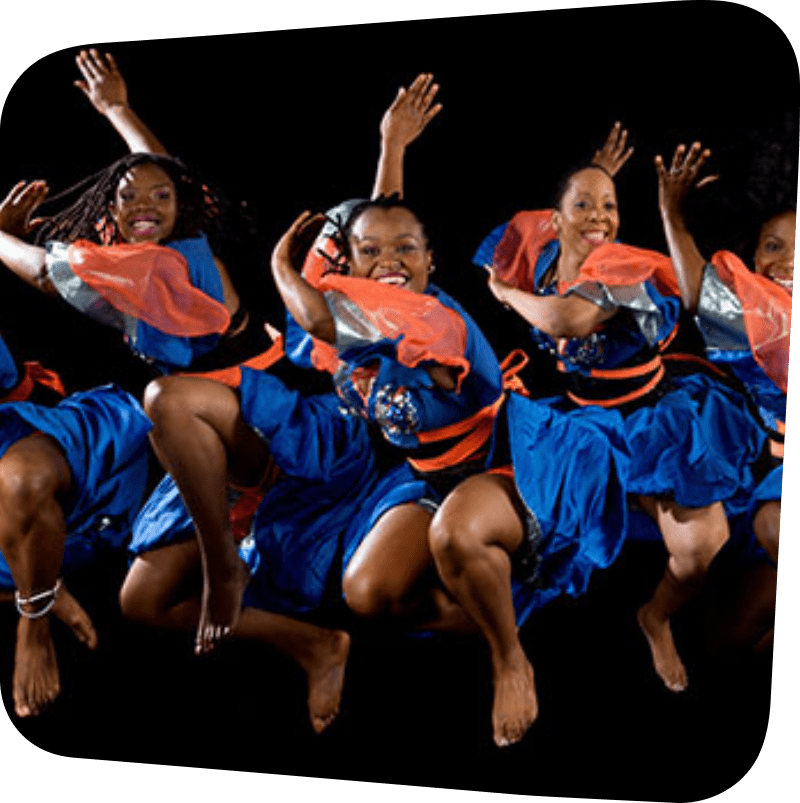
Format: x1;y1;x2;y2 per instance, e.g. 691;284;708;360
658;323;679;352
770;440;784;460
180;336;285;388
409;394;504;474
661;352;727;378
557;353;662;381
567;364;666;408
1;362;66;404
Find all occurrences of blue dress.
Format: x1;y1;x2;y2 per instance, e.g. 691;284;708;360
474;232;767;526
0;385;152;590
316;280;630;625
693;262;788;564
130;366;433;618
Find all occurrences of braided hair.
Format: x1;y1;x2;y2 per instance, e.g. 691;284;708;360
33;153;226;246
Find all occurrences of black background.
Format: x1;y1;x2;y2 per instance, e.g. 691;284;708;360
0;2;795;800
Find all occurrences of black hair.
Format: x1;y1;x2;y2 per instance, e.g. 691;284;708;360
318;194;431;275
33;152;226;246
552;163;615;209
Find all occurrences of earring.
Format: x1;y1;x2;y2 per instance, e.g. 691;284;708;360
428;264;436;274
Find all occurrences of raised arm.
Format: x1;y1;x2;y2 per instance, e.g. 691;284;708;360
591;121;634;177
0;183;55;293
486;267;614;338
655;142;715;313
372;73;442;199
271;212;336;342
75;49;168;156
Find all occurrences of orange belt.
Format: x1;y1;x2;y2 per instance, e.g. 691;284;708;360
181;336;285;388
1;362;66;403
557;353;662;381
409;394;504;474
567;365;666;408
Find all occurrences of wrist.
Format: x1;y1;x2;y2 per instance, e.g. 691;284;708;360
103;102;132;117
380;135;407;154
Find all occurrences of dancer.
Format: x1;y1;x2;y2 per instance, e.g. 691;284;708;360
0;384;151;717
272;195;630;746
657;141;790;564
479;140;765;693
119;69;441;658
0;50;276;383
656;141;792;649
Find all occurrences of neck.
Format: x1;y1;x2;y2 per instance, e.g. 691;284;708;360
555;247;583;285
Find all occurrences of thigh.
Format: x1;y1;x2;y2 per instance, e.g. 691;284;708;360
435;472;526;554
121;538;203;611
345;502;434;594
640;495;728;557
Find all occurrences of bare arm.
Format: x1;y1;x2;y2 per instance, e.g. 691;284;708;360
487;267;614;338
271;212;336;343
372;73;442;199
0;231;53;292
75;49;168;156
656;142;715;313
0;182;56;291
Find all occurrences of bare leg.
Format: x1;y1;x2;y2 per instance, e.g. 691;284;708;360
753;500;780;565
121;540;349;732
429;473;535;747
143;376;272;655
343;503;476;633
706;561;776;653
0;433;75;717
637;496;729;692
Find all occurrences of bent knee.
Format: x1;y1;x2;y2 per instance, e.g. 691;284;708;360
119;579;160;626
753;501;780;557
342;568;400;618
0;439;68;523
143;377;190;426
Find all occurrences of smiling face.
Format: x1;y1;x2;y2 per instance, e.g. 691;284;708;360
110;162;178;244
347;206;433;293
552;167;619;267
754;210;795;293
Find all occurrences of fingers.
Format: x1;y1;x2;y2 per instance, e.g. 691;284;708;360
667;142;713;181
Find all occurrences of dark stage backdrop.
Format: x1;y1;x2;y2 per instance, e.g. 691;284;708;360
0;3;797;802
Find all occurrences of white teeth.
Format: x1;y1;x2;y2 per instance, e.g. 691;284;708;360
773;277;793;293
378;275;408;286
583;232;606;243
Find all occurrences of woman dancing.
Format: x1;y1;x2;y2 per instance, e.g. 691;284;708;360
479;139;765;693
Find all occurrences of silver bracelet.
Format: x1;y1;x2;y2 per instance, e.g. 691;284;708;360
15;578;62;619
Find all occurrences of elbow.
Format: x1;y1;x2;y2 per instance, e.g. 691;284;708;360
296;310;336;344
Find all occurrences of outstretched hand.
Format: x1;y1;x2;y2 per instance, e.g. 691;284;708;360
655;142;717;218
74;49;128;114
272;211;327;273
592;121;634;177
380;73;442;149
0;181;49;238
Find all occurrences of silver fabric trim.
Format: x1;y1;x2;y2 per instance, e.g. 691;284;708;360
45;242;138;342
695;263;750;351
568;281;618;312
567;279;665;345
325;290;385;352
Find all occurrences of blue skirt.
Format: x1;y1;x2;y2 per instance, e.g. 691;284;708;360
503;393;630;625
0;385;151;590
622;373;766;513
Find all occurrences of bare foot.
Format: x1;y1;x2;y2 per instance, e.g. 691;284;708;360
302;629;351;734
637;604;688;692
195;556;250;655
52;586;98;650
492;653;538;747
13;617;59;717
